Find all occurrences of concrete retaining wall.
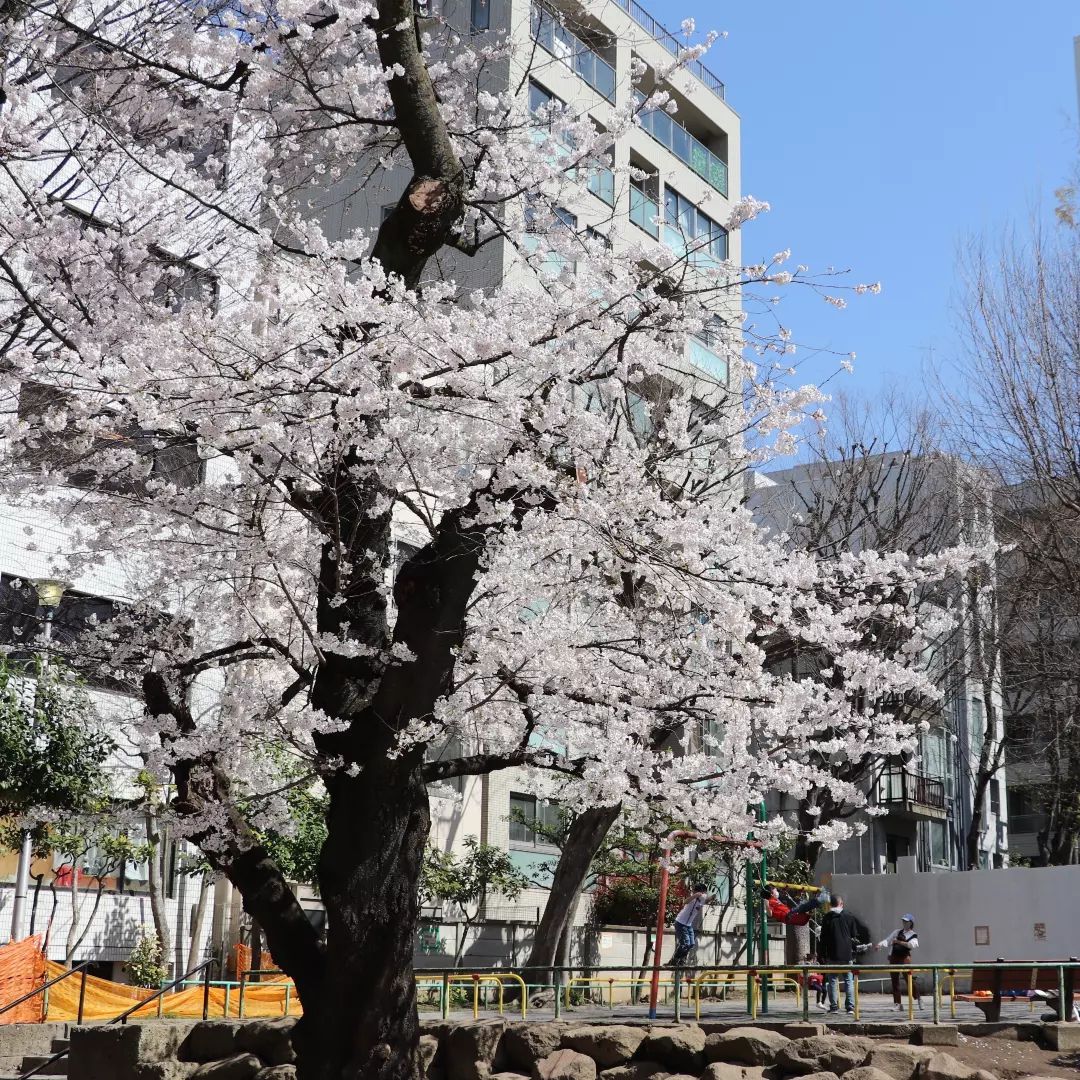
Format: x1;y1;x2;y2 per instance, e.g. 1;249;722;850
831;858;1080;966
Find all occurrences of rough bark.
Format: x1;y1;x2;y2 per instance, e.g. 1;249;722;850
187;872;212;975
145;810;173;975
518;804;621;992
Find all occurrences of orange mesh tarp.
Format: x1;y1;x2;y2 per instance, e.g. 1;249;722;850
0;936;47;1024
40;962;301;1021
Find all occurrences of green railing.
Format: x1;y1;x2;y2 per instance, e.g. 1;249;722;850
410;960;1080;1026
634;90;728;197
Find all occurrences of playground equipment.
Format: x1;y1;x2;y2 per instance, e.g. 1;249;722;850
647;829;763;1019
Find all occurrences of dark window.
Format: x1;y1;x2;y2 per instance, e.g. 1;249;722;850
509;792;559;847
990;779;1001;816
470;0;490;32
17;382;202;494
0;574;158;692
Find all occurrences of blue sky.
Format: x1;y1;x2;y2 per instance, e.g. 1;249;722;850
654;1;1079;404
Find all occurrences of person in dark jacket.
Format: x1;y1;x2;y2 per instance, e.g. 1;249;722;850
817;894;871;1014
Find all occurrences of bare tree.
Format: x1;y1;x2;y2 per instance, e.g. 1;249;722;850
754;393;999;872
946;213;1080;865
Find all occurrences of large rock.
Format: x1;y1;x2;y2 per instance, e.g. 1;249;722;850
845;1069;896;1080
799;1073;841;1080
447;1020;507;1080
918;1054;979;1080
254;1069;297;1080
533;1050;598;1080
561;1027;647;1069
180;1023;245;1063
776;1036;872;1076
600;1062;668;1080
866;1046;935;1080
706;1029;791;1067
71;1022;199;1080
135;1065;199;1080
500;1024;567;1072
637;1027;706;1073
191;1054;263;1080
236;1020;297;1068
421;1035;441;1072
912;1029;958;1048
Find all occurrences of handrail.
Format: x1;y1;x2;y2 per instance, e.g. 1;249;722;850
0;959;93;1021
19;958;215;1080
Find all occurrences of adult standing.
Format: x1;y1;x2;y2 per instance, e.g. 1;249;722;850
817;894;872;1014
878;914;920;1011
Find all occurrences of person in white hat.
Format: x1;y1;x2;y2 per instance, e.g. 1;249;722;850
878;914;920;1011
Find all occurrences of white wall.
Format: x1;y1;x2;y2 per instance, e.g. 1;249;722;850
831;857;1080;966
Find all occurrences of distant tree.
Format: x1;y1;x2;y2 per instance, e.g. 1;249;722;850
419;837;531;967
0;657;112;818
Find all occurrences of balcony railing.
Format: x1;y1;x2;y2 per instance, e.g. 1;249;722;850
629;187;659;238
880;768;946;811
634;91;728;197
530;2;615;102
612;0;725;100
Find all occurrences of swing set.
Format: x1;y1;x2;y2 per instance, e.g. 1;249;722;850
648;823;831;1019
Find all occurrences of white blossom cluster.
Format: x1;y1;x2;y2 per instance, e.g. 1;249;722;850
0;0;983;857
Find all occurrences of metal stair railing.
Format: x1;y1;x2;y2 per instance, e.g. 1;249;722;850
0;960;94;1024
19;958;215;1080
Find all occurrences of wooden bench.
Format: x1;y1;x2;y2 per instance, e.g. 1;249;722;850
955;964;1077;1021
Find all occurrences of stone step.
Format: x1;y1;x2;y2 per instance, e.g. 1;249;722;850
47;1043;68;1056
16;1054;70;1077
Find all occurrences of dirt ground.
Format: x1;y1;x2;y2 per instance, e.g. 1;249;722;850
889;1035;1080;1078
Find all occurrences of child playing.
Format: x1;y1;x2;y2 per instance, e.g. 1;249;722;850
764;886;829;927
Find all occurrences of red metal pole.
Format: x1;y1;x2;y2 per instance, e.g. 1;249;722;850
648;854;671;1020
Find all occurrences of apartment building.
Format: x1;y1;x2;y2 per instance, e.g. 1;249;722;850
751;454;1010;878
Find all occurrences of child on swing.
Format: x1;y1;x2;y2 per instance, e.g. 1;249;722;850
764;885;829;926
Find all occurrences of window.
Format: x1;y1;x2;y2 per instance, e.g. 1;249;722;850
529;80;562;120
989;779;1000;816
970;698;985;742
663;187;727;263
509;792;560;847
470;0;490;32
523;201;577;278
928;821;948;867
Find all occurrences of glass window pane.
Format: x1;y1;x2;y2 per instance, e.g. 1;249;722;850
509;794;535;844
471;0;490;32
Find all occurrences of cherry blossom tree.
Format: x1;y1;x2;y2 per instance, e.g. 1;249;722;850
0;2;978;1077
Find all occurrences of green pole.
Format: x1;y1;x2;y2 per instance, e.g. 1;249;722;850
758;803;769;1015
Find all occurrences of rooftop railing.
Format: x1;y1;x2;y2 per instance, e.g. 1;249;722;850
612;0;725;100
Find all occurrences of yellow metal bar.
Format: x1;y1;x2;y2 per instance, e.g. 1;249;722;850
750;973;758;1019
907;972;914;1021
764;880;821;893
472;976;479;1021
853;970;860;1020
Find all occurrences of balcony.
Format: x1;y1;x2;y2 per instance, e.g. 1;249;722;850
629;187;659;238
880;767;948;821
634;91;728;197
688;335;728;384
612;0;725;100
530;2;615;102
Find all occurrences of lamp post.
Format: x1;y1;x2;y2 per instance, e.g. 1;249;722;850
8;578;66;942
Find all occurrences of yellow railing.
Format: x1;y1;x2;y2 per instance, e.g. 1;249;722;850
415;972;527;1020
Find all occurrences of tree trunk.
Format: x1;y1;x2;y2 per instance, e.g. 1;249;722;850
965;772;990;870
187;873;212;975
250;923;263;983
518;804;620;990
635;926;654;1002
290;753;429;1080
145;810;173;974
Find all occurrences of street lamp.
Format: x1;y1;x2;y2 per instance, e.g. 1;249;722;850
8;578;67;942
